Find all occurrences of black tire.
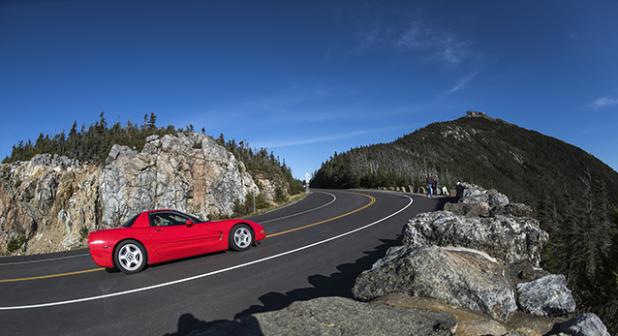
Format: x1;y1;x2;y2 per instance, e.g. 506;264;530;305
113;239;147;274
229;224;254;251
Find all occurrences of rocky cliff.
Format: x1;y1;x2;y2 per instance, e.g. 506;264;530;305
0;133;274;255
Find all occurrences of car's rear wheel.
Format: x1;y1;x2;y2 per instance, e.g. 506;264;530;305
114;240;147;274
229;224;254;251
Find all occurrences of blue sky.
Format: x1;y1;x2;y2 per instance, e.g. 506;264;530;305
1;0;617;179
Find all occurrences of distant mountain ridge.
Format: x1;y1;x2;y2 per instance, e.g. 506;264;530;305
311;111;618;206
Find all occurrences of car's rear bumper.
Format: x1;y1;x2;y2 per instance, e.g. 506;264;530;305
89;245;115;268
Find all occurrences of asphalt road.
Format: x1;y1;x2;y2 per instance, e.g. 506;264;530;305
0;189;446;336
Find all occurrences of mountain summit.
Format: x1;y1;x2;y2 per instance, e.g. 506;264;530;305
311;111;618;206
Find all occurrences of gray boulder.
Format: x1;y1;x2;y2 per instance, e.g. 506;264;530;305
546;313;610;336
402;211;549;266
459;182;509;208
373;294;510;336
352;245;518;321
443;201;491;217
509;260;550;283
491;202;534;218
516;274;576;316
194;297;456;336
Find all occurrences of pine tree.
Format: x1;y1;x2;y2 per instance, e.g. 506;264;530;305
148;112;157;130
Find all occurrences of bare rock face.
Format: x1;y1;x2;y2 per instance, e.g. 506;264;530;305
352;245;518;321
255;297;456;336
458;182;509;208
100;133;259;226
402;211;549;266
443;201;491;217
373;293;509;336
516;274;576;317
491;203;534;218
0;154;99;254
546;313;610;336
1;133;264;255
194;296;456;336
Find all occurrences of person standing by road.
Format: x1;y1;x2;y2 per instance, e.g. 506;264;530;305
426;175;433;198
432;177;438;196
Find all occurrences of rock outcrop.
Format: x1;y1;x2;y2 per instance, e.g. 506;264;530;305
458;182;510;208
0;133;270;255
373;294;510;336
100;133;258;227
402;210;548;266
516;274;576;317
546;313;610;336
193;296;456;336
352;182;610;334
0;154;100;254
353;245;518;321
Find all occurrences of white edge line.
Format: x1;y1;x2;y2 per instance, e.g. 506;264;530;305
250;191;313;216
0;193;413;311
0;192;335;267
260;192;336;224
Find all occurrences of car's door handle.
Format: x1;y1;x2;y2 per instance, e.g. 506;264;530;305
154;228;162;232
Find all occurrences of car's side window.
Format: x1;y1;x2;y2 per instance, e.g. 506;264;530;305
150;213;188;227
167;213;190;225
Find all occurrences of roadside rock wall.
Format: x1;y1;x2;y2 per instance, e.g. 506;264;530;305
100;133;259;227
0;155;99;254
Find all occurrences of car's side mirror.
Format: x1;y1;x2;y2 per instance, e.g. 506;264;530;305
185;219;193;227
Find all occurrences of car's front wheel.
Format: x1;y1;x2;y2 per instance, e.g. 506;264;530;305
229;224;254;251
114;240;147;274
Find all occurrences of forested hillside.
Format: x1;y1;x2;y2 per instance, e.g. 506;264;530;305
311;111;618;332
3;112;303;196
312;112;618;204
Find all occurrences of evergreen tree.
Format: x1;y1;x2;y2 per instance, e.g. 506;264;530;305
2;116;304;197
148;112;157;130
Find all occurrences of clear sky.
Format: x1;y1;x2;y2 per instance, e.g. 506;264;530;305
2;1;617;179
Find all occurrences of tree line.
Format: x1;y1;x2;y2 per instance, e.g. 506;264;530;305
3;112;176;164
215;133;304;197
3;112;303;197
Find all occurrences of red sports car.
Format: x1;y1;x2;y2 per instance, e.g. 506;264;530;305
88;209;266;274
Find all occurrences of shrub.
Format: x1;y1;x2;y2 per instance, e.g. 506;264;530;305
275;186;287;203
7;234;26;253
79;227;89;241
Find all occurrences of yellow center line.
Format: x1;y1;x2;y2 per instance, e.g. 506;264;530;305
0;191;376;283
266;192;375;238
0;267;105;284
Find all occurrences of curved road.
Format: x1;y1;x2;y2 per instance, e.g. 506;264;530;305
0;189;445;335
